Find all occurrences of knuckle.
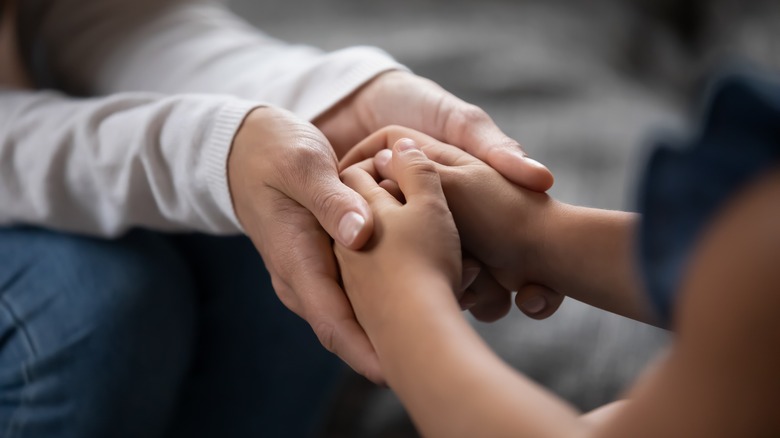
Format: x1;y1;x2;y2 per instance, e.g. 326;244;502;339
422;195;451;216
286;140;333;173
311;187;352;221
492;138;525;154
313;320;337;354
361;367;384;385
405;155;438;175
276;129;336;185
456;104;490;126
407;159;443;191
443;102;491;143
379;124;404;135
339;165;361;181
266;269;307;317
270;274;288;295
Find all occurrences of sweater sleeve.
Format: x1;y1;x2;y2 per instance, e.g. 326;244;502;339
38;0;406;121
0;88;260;236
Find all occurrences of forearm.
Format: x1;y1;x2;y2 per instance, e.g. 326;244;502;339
0;88;257;235
361;274;585;438
533;201;656;324
40;0;404;121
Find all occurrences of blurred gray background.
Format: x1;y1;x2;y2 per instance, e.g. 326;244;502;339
227;0;779;436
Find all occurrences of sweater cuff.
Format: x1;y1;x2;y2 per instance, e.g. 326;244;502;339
295;46;409;121
202;99;264;233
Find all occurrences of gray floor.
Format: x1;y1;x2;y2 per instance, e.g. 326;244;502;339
227;1;779;436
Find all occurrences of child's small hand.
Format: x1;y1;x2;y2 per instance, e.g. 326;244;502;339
334;138;462;334
341;126;565;320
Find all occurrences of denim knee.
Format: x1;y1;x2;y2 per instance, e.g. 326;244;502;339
0;227;196;438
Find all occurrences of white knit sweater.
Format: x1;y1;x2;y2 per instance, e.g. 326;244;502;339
0;0;403;236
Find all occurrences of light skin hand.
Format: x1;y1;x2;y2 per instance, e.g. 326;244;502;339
314;70;554;191
340;126;565;320
228;106;383;383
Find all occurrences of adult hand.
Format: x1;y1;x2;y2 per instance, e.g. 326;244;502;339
315;70;554;192
228;106;383;383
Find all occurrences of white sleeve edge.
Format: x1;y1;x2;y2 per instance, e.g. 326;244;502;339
202;99;264;233
298;46;410;121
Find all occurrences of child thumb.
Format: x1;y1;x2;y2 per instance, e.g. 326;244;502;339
391;138;445;202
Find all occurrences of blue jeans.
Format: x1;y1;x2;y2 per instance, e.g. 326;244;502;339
0;227;344;438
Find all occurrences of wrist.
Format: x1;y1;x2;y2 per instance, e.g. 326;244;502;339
511;196;564;284
357;268;459;338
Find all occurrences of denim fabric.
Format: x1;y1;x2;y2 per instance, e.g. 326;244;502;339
638;68;780;326
0;227;344;438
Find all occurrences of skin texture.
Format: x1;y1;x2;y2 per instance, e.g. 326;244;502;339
229;107;381;379
2;1;554;381
335;133;780;437
341;126;568;321
315;71;554;192
229;71;556;383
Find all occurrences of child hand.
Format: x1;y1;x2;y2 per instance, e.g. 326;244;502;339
334;138;462;334
341;126;565;320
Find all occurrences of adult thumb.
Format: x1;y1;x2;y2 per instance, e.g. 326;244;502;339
279;147;374;250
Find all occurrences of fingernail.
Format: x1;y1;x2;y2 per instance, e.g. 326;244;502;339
503;148;527;161
460;294;478;311
504;148;546;168
338;211;366;246
375;149;392;168
523;156;548;170
395;138;418;152
520;295;546;314
460;266;481;291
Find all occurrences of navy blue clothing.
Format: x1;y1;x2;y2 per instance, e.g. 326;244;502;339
638;68;780;326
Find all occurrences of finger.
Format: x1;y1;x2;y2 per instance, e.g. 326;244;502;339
468;270;512;322
340;161;401;209
420;140;482;167
339;129;391;171
307;296;385;385
515;284;566;320
280;223;385;384
459;289;479;311
431;97;554;191
375;140;478;185
467;121;554;192
457;256;482;310
378;179;404;203
339;125;441;171
251;191;384;384
390;138;445;203
374;149;393;180
280;137;374;250
460;257;481;293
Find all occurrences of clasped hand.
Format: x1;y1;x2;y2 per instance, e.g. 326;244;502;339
228;71;556;384
340;126;566;324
